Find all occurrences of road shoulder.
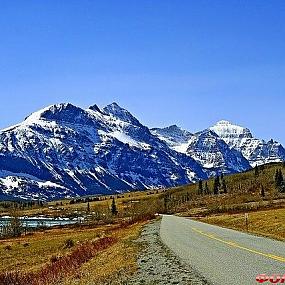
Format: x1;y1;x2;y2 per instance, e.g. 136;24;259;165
128;219;208;285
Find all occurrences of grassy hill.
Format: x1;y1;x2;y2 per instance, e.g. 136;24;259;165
165;162;285;241
161;162;285;215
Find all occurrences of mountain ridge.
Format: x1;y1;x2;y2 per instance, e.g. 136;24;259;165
0;103;205;200
0;103;284;200
209;120;285;166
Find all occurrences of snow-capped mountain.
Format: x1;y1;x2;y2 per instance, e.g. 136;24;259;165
184;130;250;174
1;103;283;201
151;126;250;174
0;103;205;200
153;120;285;171
210;120;285;166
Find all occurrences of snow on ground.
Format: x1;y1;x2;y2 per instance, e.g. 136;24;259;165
110;131;142;147
37;181;66;189
0;176;20;189
186;169;197;181
210;120;252;140
98;130;151;150
173;142;190;153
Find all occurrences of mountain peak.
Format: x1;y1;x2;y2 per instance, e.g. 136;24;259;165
1;102;285;201
152;124;192;135
166;125;182;131
186;127;251;172
104;102;124;111
215;120;232;126
88;104;102;113
24;103;89;125
150;125;193;149
196;129;219;138
103;102;141;125
210;120;253;139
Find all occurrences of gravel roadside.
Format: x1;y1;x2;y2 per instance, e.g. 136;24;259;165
127;219;209;285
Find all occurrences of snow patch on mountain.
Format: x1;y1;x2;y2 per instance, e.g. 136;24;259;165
0;103;205;200
151;125;193;149
173;142;192;154
0;102;283;201
210;120;252;141
185;129;250;173
210;120;285;166
151;124;251;173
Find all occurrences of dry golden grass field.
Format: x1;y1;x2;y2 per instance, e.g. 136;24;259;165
0;220;148;285
199;207;285;241
0;189;164;218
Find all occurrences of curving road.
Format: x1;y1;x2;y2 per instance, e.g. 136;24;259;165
160;215;285;285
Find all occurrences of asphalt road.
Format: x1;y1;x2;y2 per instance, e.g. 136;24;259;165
160;215;285;285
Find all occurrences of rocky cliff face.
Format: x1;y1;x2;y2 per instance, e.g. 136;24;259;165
0;103;205;200
185;129;250;175
151;125;251;174
210;120;285;166
150;125;193;150
1;104;283;201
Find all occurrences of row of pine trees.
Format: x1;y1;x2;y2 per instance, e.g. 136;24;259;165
197;174;227;195
197;167;285;197
275;169;284;192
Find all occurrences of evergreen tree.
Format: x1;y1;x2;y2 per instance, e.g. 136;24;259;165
213;176;220;195
254;165;259;177
279;169;284;183
204;182;210;195
222;179;227;194
275;169;284;188
275;169;279;185
280;183;285;193
111;197;118;215
163;195;169;212
261;185;265;198
274;169;285;193
197;180;203;195
186;192;190;202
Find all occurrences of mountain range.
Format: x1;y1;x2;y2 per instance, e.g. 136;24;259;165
0;103;284;200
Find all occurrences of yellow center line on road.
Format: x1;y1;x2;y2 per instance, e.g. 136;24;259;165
191;227;285;263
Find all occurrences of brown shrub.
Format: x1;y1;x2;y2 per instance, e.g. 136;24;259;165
63;238;75;249
0;236;117;285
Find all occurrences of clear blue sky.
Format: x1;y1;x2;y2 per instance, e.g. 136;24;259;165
1;1;285;143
